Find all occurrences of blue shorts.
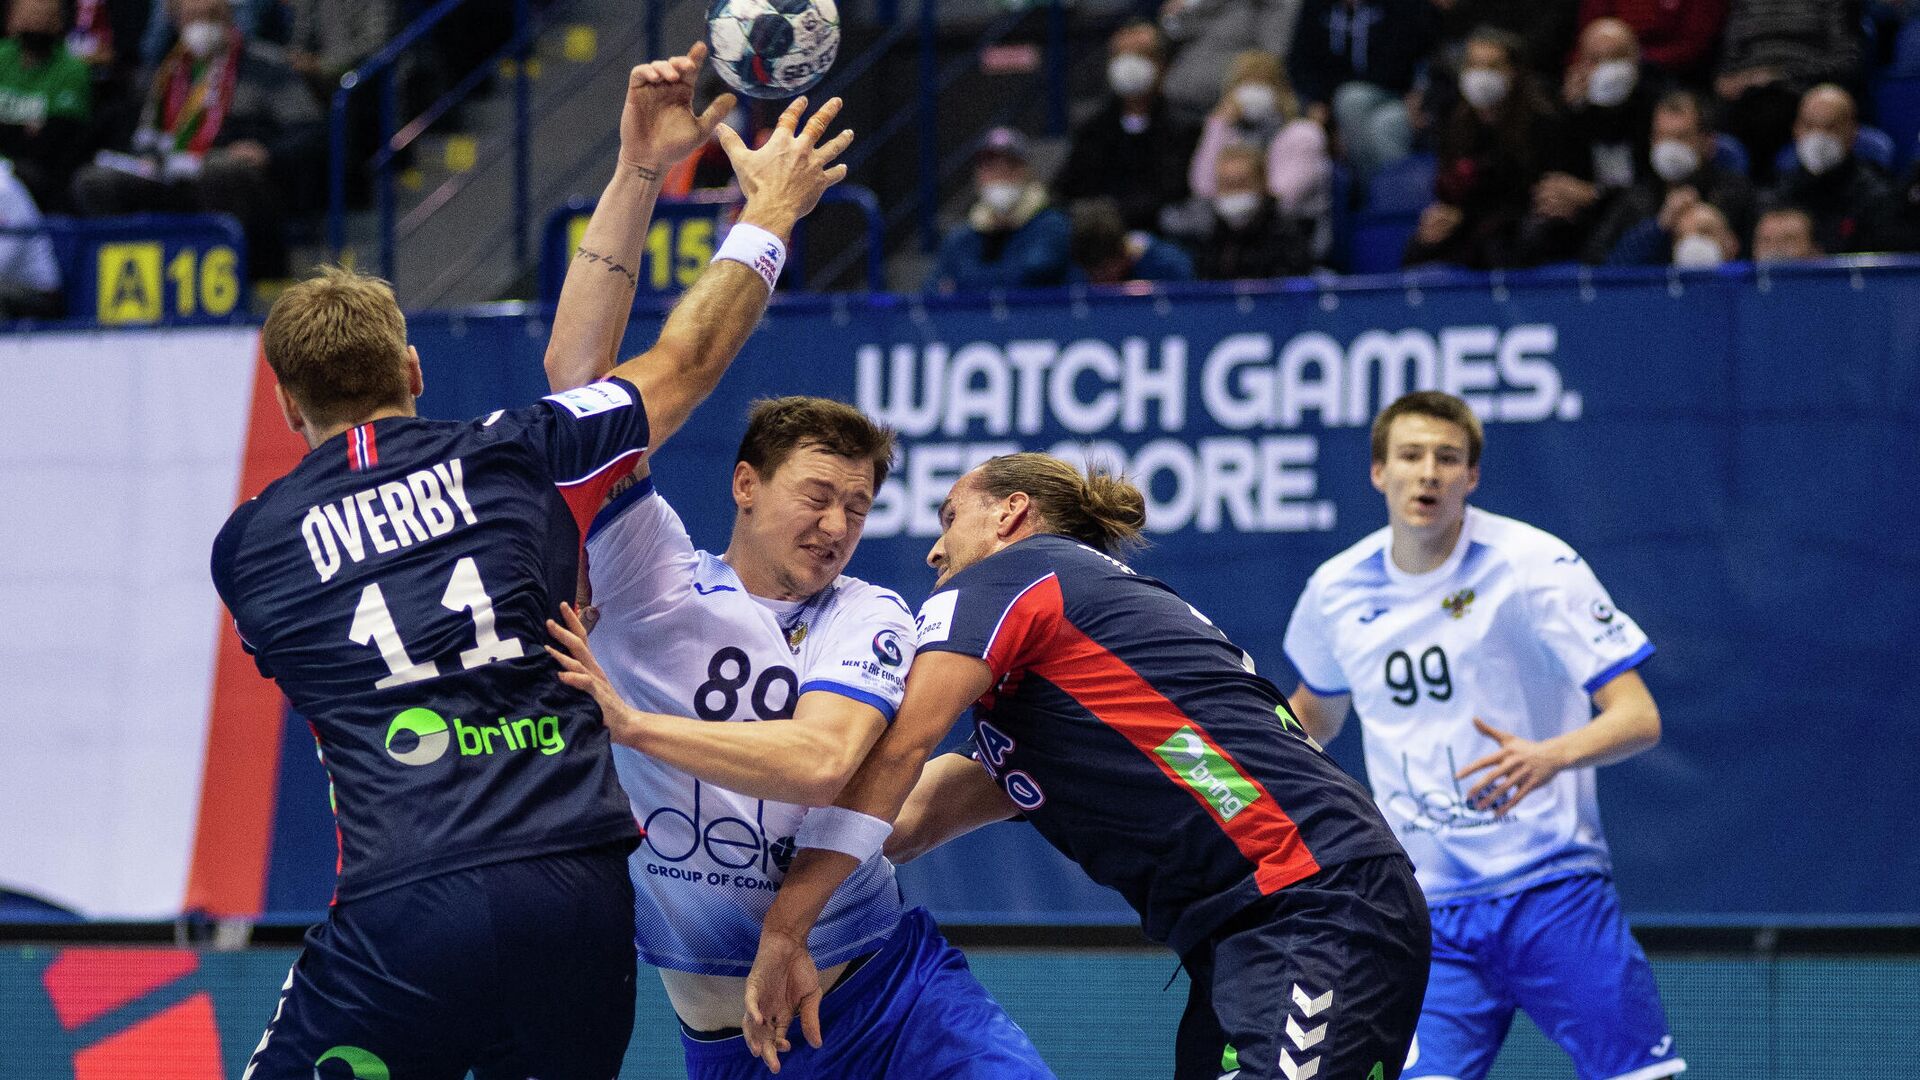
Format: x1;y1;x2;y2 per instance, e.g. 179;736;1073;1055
247;843;637;1080
679;906;1052;1079
1407;872;1683;1080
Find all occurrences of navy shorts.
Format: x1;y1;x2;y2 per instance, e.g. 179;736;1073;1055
1408;872;1683;1080
247;843;638;1080
1176;855;1431;1080
679;906;1053;1079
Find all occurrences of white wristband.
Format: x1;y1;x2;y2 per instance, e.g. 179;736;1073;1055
710;222;786;291
794;807;892;863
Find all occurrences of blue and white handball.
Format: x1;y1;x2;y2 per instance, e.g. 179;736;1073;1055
706;0;840;100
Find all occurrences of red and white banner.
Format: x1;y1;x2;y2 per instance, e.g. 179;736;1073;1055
0;326;295;919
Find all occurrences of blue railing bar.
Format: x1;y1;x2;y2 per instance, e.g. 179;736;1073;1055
1045;0;1066;136
376;35;526;168
379;69;398;282
814;18;915;102
820;184;885;291
842;1;1031;174
514;0;533;267
646;0;663;70
328;0;483;259
916;0;937;251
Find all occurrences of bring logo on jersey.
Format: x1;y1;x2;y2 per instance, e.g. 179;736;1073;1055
583;481;911;976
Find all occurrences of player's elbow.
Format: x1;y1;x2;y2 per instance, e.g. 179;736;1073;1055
542;344;592;391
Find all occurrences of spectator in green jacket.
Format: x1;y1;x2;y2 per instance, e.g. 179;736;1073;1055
0;0;92;208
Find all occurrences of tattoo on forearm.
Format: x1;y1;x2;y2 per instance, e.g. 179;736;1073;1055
576;247;637;288
631;163;662;182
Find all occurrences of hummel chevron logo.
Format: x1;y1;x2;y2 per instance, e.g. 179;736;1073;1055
1286;1014;1327;1051
1278;1048;1321;1080
1290;984;1333;1017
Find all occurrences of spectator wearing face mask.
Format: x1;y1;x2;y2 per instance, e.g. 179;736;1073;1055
1593;89;1756;264
1289;0;1436;175
1057;21;1200;233
929;127;1072;294
1575;0;1728;84
1715;0;1861;185
1407;26;1568;269
1668;200;1739;266
0;0;91;209
1187;51;1334;257
1517;17;1658;264
1181;142;1315;278
1158;0;1303;123
69;0;322;278
1751;205;1823;260
1067;197;1196;284
1768;83;1891;254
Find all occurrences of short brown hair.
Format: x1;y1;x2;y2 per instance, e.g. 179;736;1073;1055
736;396;896;488
972;452;1146;555
1371;391;1484;466
262;265;412;428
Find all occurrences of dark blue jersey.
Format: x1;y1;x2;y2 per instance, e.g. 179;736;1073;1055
210;378;650;901
915;535;1405;955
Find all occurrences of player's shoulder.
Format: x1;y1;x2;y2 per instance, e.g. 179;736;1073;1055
1467;508;1582;574
1308;524;1394;591
825;574;916;627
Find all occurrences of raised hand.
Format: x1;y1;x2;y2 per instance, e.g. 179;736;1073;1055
621;41;738;176
743;927;825;1073
715;95;856;240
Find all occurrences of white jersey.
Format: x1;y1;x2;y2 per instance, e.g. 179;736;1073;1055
1283;507;1653;904
585;478;912;975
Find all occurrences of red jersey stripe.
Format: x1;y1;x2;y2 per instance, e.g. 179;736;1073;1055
1003;575;1324;895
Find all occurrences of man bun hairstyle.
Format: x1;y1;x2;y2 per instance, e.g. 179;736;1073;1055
262;264;412;429
973;452;1147;555
1371;390;1485;466
736;396;897;488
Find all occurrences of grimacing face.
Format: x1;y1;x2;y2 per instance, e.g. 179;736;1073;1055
1371;413;1479;538
928;473;1005;588
735;444;876;600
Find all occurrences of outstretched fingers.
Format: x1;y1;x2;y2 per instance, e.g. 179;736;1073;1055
796;96;843;148
813;126;854;166
774;95;809;137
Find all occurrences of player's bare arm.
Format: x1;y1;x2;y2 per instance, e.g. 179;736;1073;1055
1287;683;1353;746
741;650;994;1069
1457;669;1661;815
606;94;853;455
546;603;885;805
544;42;735;396
884;752;1020;864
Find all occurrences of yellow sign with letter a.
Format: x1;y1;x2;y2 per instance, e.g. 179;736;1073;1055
96;241;240;326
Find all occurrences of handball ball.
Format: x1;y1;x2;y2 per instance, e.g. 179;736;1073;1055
707;0;840;100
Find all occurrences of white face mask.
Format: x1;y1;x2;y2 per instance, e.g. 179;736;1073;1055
1650;138;1701;184
1232;83;1278;123
1586;60;1637;108
1108;53;1158;99
979;181;1024;217
180;19;226;59
1460;68;1510;111
1214;191;1261;228
1797;131;1847;176
1672;232;1726;268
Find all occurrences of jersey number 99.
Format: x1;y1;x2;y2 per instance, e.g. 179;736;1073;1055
1384;645;1452;706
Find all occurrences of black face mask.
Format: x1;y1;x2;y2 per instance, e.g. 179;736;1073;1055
17;30;60;56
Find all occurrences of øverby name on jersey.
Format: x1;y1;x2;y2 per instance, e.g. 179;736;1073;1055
300;459;479;582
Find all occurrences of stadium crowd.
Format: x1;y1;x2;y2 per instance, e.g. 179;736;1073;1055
0;0;500;309
931;0;1920;292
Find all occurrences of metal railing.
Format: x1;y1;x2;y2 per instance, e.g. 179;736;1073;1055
327;0;536;285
